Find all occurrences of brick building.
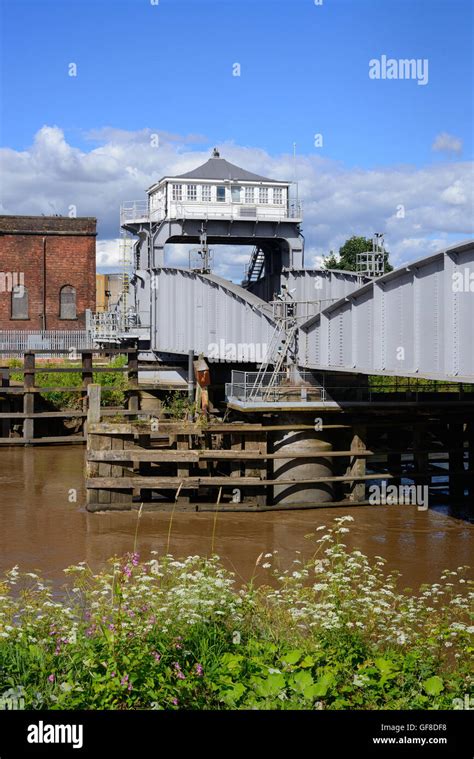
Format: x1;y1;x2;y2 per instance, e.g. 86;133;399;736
0;216;96;330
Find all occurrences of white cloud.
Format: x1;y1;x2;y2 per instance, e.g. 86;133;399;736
432;132;463;155
96;239;121;269
441;180;467;206
0;126;472;280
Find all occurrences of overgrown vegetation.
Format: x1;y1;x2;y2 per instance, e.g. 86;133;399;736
7;356;127;409
369;376;474;394
0;517;471;710
162;390;195;421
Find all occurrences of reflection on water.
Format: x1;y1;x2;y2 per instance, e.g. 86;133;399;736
0;447;472;588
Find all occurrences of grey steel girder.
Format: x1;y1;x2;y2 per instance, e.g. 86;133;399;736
298;240;474;382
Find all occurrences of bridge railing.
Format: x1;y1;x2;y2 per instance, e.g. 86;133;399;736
226;370;325;404
226;373;473;405
120;200;304;225
0;330;94;356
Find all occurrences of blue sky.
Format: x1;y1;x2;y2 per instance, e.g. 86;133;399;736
0;0;472;277
1;0;472;164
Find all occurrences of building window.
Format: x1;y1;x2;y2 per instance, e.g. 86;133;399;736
11;285;28;320
244;187;254;204
172;183;182;201
216;186;226;202
202;185;211;202
60;285;77;319
259;187;269;204
186;184;197;201
273;187;283;204
231;185;241;203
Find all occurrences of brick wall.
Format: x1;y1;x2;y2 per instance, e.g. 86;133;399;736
0;216;96;330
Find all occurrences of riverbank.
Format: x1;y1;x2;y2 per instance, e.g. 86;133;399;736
0;517;471;710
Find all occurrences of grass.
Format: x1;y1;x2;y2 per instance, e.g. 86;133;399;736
0;516;472;710
6;356;128;409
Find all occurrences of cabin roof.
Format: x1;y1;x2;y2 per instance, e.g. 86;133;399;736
147;149;290;192
174;156;277;182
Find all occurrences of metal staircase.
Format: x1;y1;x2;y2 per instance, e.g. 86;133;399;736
118;230;134;331
243;246;265;285
248;293;299;401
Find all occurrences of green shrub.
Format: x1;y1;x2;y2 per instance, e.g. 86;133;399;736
9;356;127;409
0;517;471;710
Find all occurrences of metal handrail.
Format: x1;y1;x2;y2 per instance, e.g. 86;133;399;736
120;199;303;225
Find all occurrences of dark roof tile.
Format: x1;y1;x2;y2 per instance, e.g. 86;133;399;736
174;157;278;182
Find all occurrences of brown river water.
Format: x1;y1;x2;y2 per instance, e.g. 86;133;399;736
0;446;472;588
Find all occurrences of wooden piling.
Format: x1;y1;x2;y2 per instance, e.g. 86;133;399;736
244;431;267;507
23;352;35;443
413;421;430;492
467;421;474;501
176;433;191;504
349;424;366;501
0;367;10;439
81;352;93;415
127;348;139;419
86;384;102;426
86;423;135;512
448;422;465;502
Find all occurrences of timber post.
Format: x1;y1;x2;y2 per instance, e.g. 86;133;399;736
413;421;430;495
449;421;465;503
0;367;10;439
87;384;102;424
348;423;366;502
127;346;139;419
467;421;474;501
81;352;93;422
23;352;35;443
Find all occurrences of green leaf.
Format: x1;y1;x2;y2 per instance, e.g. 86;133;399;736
299;655;315;668
375;658;396;676
313;672;336;697
220;653;244;673
423;676;444;696
291;670;314;694
281;650;303;665
219;682;246;706
252;673;286;698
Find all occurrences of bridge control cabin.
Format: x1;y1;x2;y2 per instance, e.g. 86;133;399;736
121;148;301;226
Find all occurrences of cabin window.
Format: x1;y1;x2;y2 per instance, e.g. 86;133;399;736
259;187;269;204
216;186;226;202
231;186;241;203
186;184;197;201
202;185;211;202
60;285;77;320
273;187;283;204
11;285;28;319
172;184;182;201
244;186;254;204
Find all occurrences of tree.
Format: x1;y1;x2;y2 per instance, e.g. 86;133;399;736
323;235;393;273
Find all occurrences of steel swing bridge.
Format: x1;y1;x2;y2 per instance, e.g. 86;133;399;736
86;151;474;403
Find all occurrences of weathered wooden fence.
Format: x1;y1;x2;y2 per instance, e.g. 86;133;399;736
0;349;140;445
